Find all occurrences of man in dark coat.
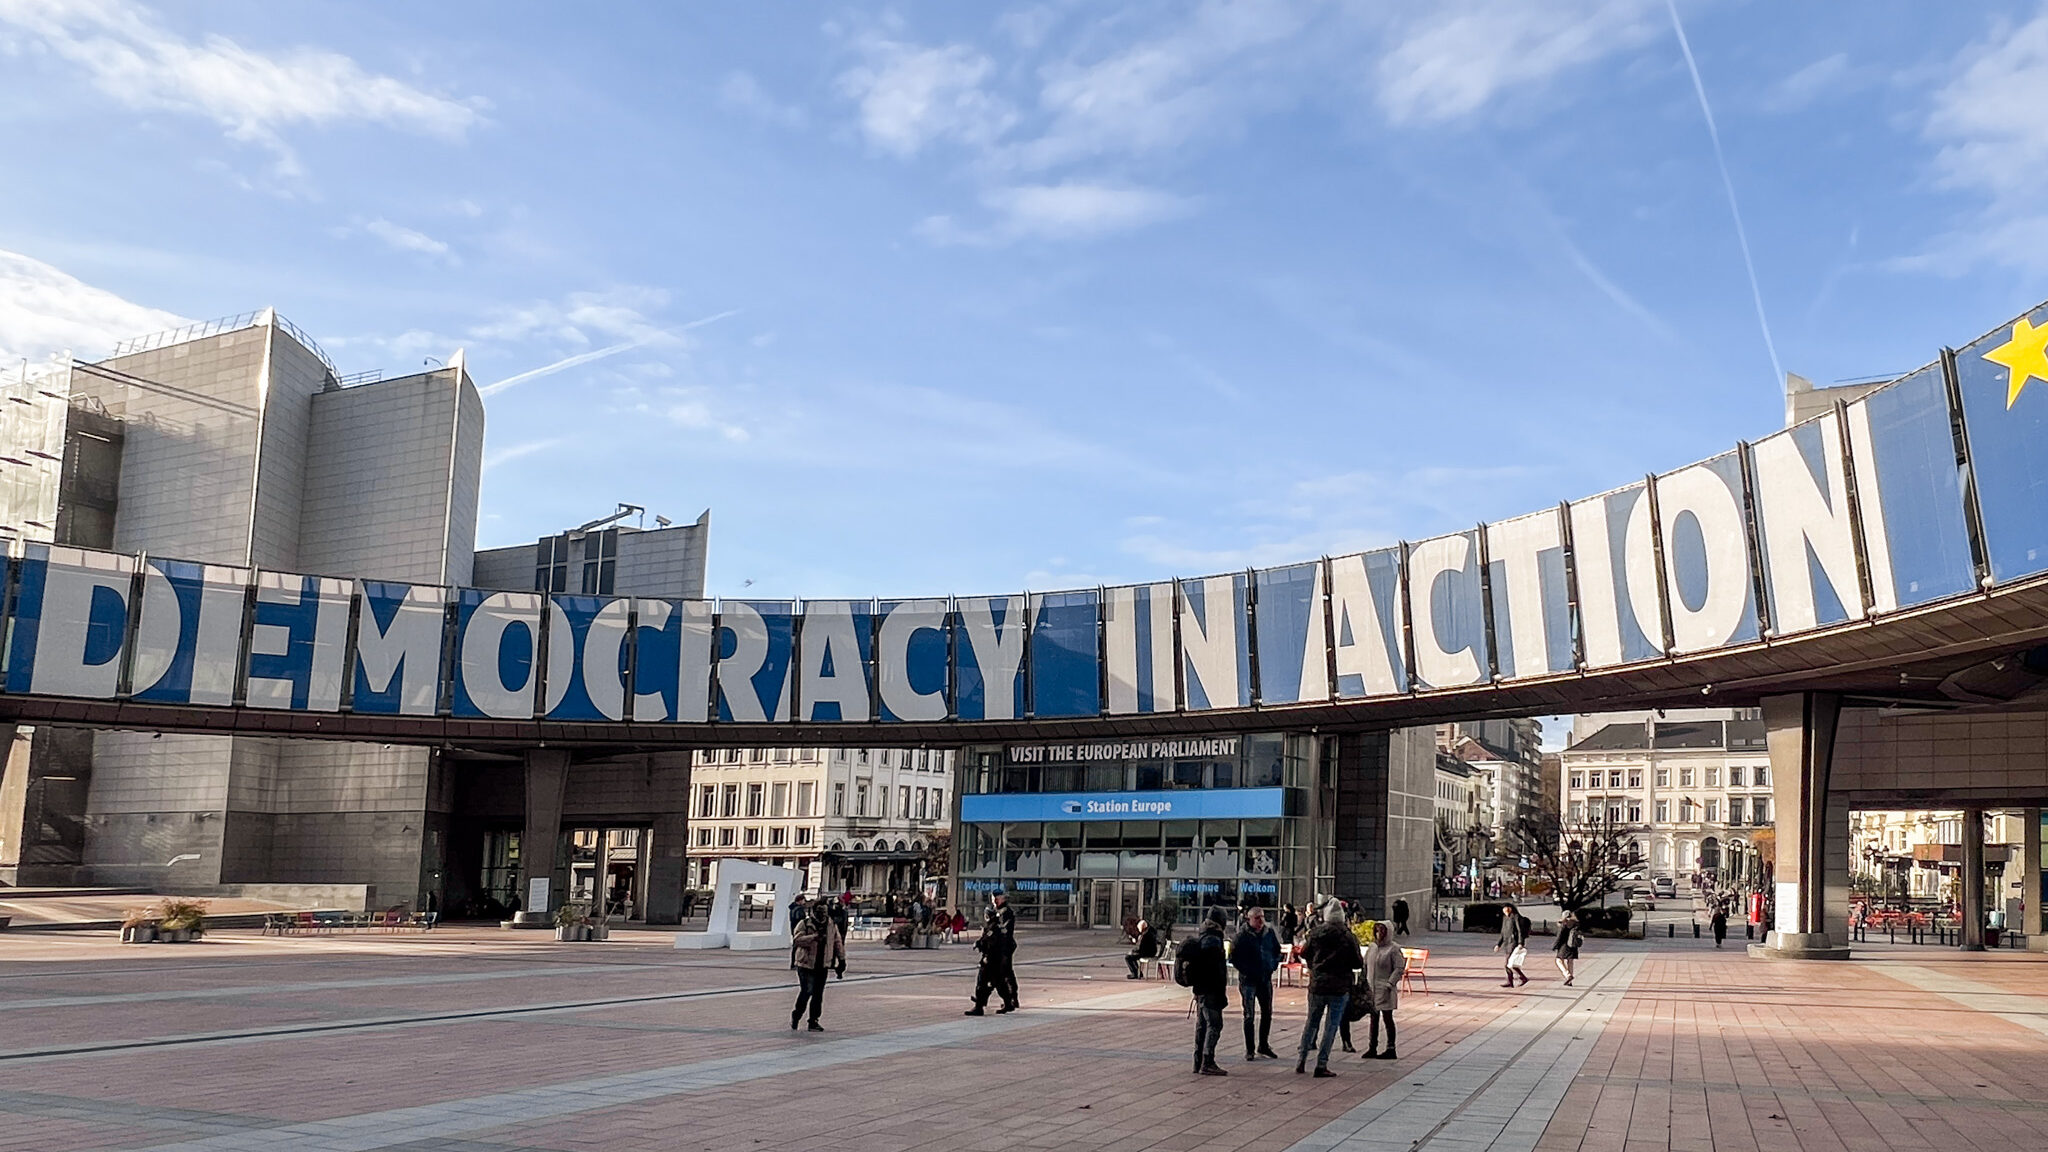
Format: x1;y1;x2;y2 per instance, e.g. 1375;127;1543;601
1185;908;1232;1075
964;893;1019;1015
1231;906;1283;1061
1391;897;1411;936
1295;903;1364;1077
1125;918;1162;979
788;901;844;1032
1496;902;1530;987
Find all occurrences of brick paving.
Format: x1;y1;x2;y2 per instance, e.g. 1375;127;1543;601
0;925;2040;1150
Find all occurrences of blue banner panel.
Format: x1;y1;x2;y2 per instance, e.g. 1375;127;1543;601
1252;561;1324;705
1569;484;1664;667
1956;304;2048;583
629;599;713;723
1485;510;1573;678
877;598;949;722
1406;531;1490;689
799;599;874;722
1029;590;1100;719
956;595;1026;721
245;571;351;712
1654;452;1759;653
452;590;542;719
716;600;793;722
1178;574;1250;710
350;581;448;716
960;787;1287;824
1104;582;1175;714
1750;416;1862;634
544;595;629;721
5;544;134;698
0;544;10;691
1326;548;1407;697
130;558;250;706
1845;367;1975;611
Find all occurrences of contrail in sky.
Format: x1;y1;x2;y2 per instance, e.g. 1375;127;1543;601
1667;0;1783;390
479;308;740;397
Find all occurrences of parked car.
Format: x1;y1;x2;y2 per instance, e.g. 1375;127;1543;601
1652;877;1676;899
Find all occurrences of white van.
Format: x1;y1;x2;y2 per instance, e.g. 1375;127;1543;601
1652;877;1677;899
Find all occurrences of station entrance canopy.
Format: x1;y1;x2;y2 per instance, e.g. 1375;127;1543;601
9;303;2048;750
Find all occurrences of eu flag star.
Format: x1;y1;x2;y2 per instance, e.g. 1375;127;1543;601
1981;316;2048;409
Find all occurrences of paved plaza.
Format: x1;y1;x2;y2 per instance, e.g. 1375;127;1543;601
0;925;2040;1151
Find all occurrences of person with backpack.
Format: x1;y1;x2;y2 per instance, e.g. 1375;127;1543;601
1231;906;1282;1061
1177;908;1232;1076
1295;903;1363;1077
1391;897;1410;937
1496;902;1530;987
1553;911;1583;985
1278;902;1301;947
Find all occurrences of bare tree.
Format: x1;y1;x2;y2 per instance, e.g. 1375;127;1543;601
1503;812;1639;913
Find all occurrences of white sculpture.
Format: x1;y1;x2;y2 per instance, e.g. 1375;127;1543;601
673;858;805;951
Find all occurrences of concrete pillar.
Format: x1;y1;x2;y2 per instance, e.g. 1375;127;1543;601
641;751;692;925
2023;809;2045;951
520;748;572;917
1962;806;1986;951
1758;693;1851;959
1331;728;1436;919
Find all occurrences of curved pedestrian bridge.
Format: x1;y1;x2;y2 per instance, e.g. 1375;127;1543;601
8;302;2048;748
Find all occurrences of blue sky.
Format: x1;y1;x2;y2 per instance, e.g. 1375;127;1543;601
4;0;2048;615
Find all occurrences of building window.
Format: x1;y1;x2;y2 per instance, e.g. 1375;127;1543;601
1680;799;1695;821
698;785;716;818
1569;772;1584;790
933;789;944;814
858;750;870;765
724;748;740;764
717;827;736;847
770;826;788;847
856;783;870;817
918;749;930;769
746;783;764;817
1608;770;1623;788
798;782;816;817
1655;768;1670;787
833;783;846;816
696;828;712;846
1627;801;1643;822
1754;766;1770;787
750;748;766;763
1606;803;1624;823
1705;799;1719;823
771;782;789;818
1728;766;1744;787
1655;800;1670;822
1728;798;1744;825
795;827;814;846
1679;768;1694;787
899;786;911;820
915;787;928;819
1753;797;1770;823
721;784;740;818
1705;768;1720;787
744;827;762;847
1628;770;1642;789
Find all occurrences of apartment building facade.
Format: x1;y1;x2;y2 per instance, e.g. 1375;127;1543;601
1559;711;1775;881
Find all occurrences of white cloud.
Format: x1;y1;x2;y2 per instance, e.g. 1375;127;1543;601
1765;52;1851;112
482;438;560;472
719;69;807;128
837;37;1015;156
1914;10;2048;271
1373;0;1659;126
363;218;452;260
666;397;751;442
0;247;185;365
919;181;1193;245
0;0;483;173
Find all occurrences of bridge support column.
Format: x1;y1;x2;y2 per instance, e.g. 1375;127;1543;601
641;752;692;925
2024;810;2046;952
1330;728;1435;921
1754;693;1852;960
1962;807;1987;951
519;748;572;920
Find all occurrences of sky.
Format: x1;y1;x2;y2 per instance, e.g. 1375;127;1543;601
4;0;2048;634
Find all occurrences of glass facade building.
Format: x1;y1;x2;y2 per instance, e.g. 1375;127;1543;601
957;733;1323;925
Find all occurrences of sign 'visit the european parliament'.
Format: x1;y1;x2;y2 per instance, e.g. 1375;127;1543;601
7;302;2048;727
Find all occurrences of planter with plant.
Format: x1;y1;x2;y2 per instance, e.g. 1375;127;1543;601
554;902;593;942
120;908;160;944
152;899;209;943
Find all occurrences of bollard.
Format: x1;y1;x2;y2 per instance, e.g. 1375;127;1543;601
1746;923;1753;940
1668;923;1675;938
1693;921;1701;939
1888;925;1895;944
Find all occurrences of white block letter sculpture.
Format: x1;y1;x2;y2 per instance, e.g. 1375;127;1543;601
673;859;805;951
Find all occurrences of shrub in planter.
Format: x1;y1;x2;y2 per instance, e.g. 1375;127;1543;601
151;899;209;941
1462;903;1507;934
1575;906;1635;936
120;908;160;944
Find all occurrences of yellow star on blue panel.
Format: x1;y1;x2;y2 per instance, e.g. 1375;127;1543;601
1981;315;2048;409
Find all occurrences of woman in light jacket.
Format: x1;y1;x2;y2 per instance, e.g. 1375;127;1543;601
1361;921;1408;1060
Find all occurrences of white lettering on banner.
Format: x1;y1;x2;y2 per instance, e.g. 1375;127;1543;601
542;598;631;720
1843;403;1900;614
715;602;789;723
671;599;716;723
959;596;1025;720
27;546;133;699
1487;512;1562;678
1653;464;1750;653
1406;534;1483;687
877;599;948;721
1294;560;1332;701
1082;797;1176;815
130;563;247;705
458;592;542;719
1570;496;1624;667
246;573;349;712
1178;575;1239;710
1751;414;1867;633
799;602;870;722
1006;737;1241;763
1623;491;1666;653
1327;553;1402;696
352;584;447;715
1148;582;1175;709
1103;585;1140;714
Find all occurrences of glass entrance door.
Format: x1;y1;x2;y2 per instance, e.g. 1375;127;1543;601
1089;880;1142;928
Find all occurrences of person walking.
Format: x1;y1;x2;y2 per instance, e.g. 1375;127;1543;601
1552;911;1582;986
1360;921;1408;1059
1711;904;1728;949
1295;904;1363;1078
1496;902;1530;987
1278;902;1301;948
1184;909;1232;1076
1391;897;1411;937
1231;906;1282;1061
1125;917;1162;979
789;901;844;1032
965;893;1018;1016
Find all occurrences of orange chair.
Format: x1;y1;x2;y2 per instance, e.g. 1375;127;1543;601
1400;948;1429;994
